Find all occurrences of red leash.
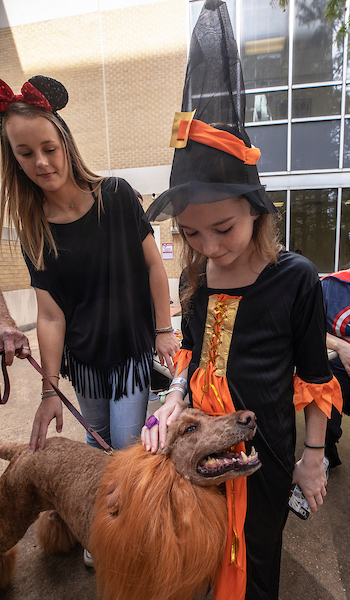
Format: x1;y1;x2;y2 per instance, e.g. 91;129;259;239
0;351;112;453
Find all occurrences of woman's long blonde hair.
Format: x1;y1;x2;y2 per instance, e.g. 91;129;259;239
178;204;283;315
0;102;104;270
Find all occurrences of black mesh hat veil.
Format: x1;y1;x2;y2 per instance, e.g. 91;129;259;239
146;0;276;222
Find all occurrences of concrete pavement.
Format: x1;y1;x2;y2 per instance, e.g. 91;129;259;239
0;329;349;600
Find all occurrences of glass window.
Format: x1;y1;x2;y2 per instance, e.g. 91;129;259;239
247;124;287;172
245;90;288;122
290;189;337;272
339;190;350;270
292;86;342;118
346;86;350;115
293;0;343;84
240;0;289;89
344;119;350;168
268;190;287;246
291;121;340;170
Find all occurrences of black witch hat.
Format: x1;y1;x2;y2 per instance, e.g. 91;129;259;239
146;0;276;222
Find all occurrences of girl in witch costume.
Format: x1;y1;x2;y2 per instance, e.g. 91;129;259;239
141;2;342;600
0;75;179;453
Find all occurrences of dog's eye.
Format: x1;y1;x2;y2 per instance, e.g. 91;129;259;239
184;424;198;434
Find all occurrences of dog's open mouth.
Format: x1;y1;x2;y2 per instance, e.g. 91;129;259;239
197;447;260;477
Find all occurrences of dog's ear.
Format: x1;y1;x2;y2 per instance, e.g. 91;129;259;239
105;481;119;515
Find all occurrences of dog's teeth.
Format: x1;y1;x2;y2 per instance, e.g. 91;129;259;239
249;446;258;460
241;451;248;463
206;457;216;465
223;458;230;464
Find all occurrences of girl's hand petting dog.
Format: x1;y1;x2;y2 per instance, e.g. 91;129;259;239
141;394;186;453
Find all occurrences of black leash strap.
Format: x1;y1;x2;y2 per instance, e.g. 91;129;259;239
0;351;112;453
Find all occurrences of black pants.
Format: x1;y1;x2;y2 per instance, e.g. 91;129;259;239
244;452;291;600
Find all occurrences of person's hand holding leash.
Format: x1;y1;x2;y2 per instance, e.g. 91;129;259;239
0;290;31;365
0;326;31;366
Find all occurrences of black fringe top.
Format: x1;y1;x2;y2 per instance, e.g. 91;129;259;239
25;178;155;399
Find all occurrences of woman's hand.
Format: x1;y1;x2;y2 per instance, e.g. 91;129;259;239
155;332;180;376
141;392;185;453
292;449;327;513
29;395;63;453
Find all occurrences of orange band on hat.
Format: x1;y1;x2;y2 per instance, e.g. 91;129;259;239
177;119;189;141
188;119;260;165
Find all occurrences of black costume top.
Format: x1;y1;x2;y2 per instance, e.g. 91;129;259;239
24;177;154;399
175;250;341;600
180;250;333;475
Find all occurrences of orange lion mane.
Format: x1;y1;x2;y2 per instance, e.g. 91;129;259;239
90;444;228;600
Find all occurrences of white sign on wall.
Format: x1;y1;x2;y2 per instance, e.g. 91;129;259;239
162;243;173;260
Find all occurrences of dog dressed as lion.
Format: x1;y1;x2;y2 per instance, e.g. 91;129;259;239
0;407;260;600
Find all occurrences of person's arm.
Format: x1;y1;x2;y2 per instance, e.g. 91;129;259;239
142;233;180;375
0;290;31;365
292;400;328;513
29;288;66;453
326;332;350;376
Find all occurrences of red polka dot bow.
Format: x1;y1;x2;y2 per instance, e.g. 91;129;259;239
0;80;52;113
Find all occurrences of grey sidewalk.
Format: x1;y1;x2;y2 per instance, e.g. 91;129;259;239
0;329;349;600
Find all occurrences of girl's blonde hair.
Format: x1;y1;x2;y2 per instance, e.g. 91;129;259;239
0;102;104;270
178;203;283;315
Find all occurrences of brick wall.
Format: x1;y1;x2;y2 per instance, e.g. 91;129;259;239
0;0;187;290
0;242;30;291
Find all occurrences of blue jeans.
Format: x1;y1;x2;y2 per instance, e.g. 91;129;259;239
75;360;150;450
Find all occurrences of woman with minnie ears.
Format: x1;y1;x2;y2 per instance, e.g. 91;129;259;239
141;2;342;600
0;75;179;455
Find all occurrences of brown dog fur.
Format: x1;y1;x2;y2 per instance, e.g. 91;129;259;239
0;408;260;599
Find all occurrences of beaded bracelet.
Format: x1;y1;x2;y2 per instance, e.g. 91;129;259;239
41;391;58;399
303;442;326;449
155;326;174;334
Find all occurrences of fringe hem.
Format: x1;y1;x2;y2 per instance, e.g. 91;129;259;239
61;347;153;400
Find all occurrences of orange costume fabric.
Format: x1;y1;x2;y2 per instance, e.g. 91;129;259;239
175;295;247;600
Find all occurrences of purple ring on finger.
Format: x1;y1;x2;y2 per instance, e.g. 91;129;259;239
145;415;159;429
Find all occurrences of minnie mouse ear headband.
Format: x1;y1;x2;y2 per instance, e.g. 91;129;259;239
146;0;276;222
0;75;68;118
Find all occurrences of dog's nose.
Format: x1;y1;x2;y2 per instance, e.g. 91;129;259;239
237;410;256;428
